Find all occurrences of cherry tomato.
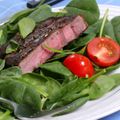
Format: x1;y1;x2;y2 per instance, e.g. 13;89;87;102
63;54;94;78
87;37;120;67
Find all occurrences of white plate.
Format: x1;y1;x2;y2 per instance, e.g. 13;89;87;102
9;4;120;120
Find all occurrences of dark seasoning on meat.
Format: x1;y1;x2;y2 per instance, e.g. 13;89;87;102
1;15;88;73
5;16;76;65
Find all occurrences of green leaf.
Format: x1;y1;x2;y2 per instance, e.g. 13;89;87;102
21;73;61;99
58;79;89;104
0;59;5;71
21;73;49;97
89;75;116;99
46;78;89;109
6;40;19;54
0;79;41;112
111;16;120;44
0;67;62;113
65;33;96;50
53;96;88;116
103;20;116;40
0;29;7;45
0;110;15;120
4;9;33;38
53;9;68;17
85;19;116;40
0;67;41;112
65;0;100;25
40;61;73;80
110;74;120;86
0;97;41;118
7;23;18;35
20;73;61;110
0;66;22;80
45;77;61;99
28;4;54;23
9;9;33;24
18;17;35;38
85;19;102;34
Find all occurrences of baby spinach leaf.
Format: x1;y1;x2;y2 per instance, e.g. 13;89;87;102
85;19;116;40
9;9;33;24
78;33;96;47
21;73;61;99
109;74;120;86
0;67;62;113
20;73;62;110
65;0;100;25
0;67;41;111
89;75;116;99
0;28;7;45
6;40;19;54
104;63;120;74
0;59;5;71
18;17;36;38
28;4;54;23
111;16;120;44
53;10;68;17
46;78;89;110
0;79;41;112
85;19;102;34
22;73;61;97
0;96;41;118
21;73;48;97
0;67;22;80
40;61;73;80
66;33;96;50
45;77;61;100
7;23;18;36
0;110;15;120
104;21;116;40
57;79;89;105
53;96;88;116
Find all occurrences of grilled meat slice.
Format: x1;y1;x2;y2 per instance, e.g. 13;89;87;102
5;15;88;73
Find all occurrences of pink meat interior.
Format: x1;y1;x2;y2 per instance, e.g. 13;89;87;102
19;16;87;73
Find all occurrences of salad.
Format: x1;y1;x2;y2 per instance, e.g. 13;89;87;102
0;0;120;119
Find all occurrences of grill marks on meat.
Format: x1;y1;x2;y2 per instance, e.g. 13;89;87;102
5;16;88;73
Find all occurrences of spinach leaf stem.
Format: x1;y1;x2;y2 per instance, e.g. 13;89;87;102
99;9;109;37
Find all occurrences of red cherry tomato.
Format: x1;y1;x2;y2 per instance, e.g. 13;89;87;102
87;37;120;67
63;54;94;78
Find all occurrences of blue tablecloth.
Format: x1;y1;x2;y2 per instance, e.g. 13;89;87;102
0;0;120;23
0;0;120;120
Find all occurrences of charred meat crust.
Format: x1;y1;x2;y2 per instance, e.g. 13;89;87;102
5;16;77;65
0;44;8;58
